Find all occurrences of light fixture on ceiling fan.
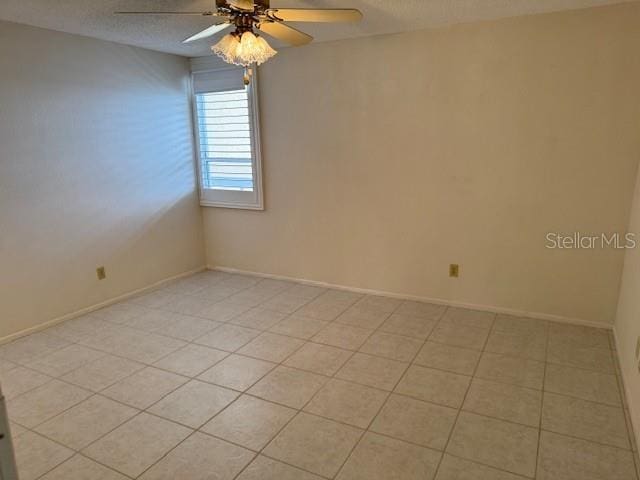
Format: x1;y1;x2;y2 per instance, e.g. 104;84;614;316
116;1;363;84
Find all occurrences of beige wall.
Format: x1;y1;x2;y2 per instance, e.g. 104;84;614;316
615;165;640;448
203;3;640;325
0;21;205;339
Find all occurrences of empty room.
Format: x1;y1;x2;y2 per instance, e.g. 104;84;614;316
2;0;640;479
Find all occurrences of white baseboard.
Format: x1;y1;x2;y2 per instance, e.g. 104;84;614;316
0;265;207;345
209;265;612;330
612;327;640;454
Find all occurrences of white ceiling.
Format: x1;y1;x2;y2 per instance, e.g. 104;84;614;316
0;0;633;57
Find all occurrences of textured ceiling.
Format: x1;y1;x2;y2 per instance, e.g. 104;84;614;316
0;0;633;57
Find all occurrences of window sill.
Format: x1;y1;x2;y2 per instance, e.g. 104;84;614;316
200;200;264;211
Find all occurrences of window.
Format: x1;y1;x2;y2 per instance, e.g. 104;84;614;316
192;67;263;209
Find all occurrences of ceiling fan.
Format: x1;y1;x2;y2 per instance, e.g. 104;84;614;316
116;1;362;79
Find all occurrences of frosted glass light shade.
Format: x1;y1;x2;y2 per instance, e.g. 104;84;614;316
212;31;277;66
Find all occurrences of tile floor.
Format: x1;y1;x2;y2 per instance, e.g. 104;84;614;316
2;270;639;480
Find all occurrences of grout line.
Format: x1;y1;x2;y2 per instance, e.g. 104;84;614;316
431;309;496;479
533;321;550;479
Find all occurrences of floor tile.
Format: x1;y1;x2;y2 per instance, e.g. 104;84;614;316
296;299;351;321
283;342;353;376
45;314;113;343
61;355;144;392
129;290;181;309
1;366;51;399
202;395;296;450
10;422;27;437
435;454;528;480
248;366;327;409
544;364;621;406
447;412;538;478
14;431;74;480
285;284;326;299
475;352;545;389
35;395;138;450
264;412;362;478
237;332;305;363
40;454;129;480
82;413;192;478
547;323;610;350
26;345;106;377
484;330;546;361
317;289;363;306
493;315;547;335
161;295;219;317
261;293;314;314
229;307;288;330
370;394;457;450
225;290;274;308
198;354;275;391
547;343;614;374
537;430;636;480
414;342;481;376
101;367;188;409
0;358;18;374
81;327;186;364
93;303;149;324
237;455;323;480
395;365;470;408
118;308;175;331
359;332;423;362
152;314;221;341
197;301;251;322
153;344;228;377
463;378;541;427
337;432;441;480
9;379;91;428
268;314;329;339
139;432;254;480
312;323;374;350
194;324;261;352
336;353;408;391
542;392;629;449
148;380;238;428
395;301;446;320
0;332;70;364
355;295;403;313
304;379;388;428
334;306;391;329
429;323;489;350
379;313;438;339
439;308;495;330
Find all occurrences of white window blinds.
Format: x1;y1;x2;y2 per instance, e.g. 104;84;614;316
192;66;263;209
196;89;253;191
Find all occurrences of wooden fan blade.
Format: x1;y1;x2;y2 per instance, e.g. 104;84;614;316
114;11;218;16
259;21;312;46
228;0;254;11
183;23;232;43
266;8;362;23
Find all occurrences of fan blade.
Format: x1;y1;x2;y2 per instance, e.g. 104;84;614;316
115;11;218;16
259;21;312;46
183;23;232;43
266;8;362;23
228;0;254;11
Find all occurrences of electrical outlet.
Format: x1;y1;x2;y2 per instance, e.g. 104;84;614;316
449;264;459;278
96;266;106;280
636;337;640;359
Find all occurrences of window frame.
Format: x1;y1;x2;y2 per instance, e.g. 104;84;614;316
191;67;264;210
